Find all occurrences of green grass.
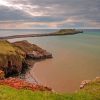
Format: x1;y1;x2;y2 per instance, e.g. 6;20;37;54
0;40;25;56
0;83;99;100
0;40;25;68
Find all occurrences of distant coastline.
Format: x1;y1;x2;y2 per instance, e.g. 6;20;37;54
0;29;83;39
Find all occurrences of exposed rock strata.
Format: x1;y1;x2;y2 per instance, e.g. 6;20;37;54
0;40;52;77
13;40;52;59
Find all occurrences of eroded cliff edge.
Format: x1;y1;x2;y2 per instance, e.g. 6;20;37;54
0;40;52;77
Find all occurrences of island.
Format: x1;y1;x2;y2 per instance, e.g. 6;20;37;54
0;29;83;39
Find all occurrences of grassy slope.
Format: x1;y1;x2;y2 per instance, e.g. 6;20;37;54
0;40;25;57
0;79;100;100
0;40;25;69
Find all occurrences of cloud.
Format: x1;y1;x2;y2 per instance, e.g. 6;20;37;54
0;0;100;29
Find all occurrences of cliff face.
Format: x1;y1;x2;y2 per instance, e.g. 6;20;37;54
0;40;26;76
13;40;52;59
13;40;44;53
0;40;52;77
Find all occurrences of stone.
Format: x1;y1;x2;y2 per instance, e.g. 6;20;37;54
80;80;91;89
0;70;5;79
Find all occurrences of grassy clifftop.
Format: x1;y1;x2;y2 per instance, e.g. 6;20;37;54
0;78;100;100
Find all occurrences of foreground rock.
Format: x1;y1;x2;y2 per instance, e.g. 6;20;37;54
0;77;52;91
13;40;52;59
80;80;91;89
80;77;100;89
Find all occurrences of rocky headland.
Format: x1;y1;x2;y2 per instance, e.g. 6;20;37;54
0;40;52;76
0;40;52;92
0;29;83;39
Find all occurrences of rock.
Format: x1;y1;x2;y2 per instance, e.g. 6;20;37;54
0;70;5;79
0;40;27;77
43;51;52;58
13;40;52;60
80;80;91;89
0;40;52;77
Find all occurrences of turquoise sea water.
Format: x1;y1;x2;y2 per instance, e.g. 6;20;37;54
0;29;100;93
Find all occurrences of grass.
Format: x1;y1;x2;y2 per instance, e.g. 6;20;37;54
0;40;25;68
0;40;25;56
0;78;100;100
0;85;100;100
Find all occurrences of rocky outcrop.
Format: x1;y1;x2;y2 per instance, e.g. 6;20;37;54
80;80;91;89
0;77;52;92
80;77;100;89
0;70;5;79
13;40;52;59
0;40;52;77
0;40;26;77
0;40;53;93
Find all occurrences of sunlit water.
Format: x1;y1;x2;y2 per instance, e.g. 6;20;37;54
0;29;100;93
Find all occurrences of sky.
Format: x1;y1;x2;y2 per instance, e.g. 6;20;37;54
0;0;100;29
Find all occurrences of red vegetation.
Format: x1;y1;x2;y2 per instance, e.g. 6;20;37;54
0;77;52;92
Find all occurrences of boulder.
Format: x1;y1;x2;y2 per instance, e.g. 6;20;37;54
80;80;91;89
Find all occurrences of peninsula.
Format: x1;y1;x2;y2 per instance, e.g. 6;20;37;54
0;29;83;39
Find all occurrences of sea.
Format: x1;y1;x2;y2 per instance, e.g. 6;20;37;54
0;29;100;93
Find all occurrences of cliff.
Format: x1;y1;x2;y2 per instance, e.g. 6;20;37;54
13;40;52;59
0;40;52;77
0;40;26;77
